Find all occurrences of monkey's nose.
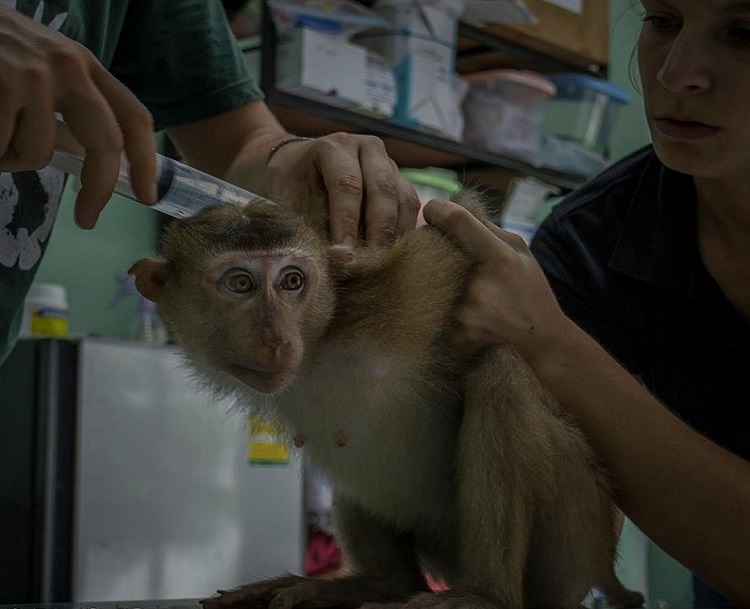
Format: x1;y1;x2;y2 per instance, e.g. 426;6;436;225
256;339;297;368
261;335;289;352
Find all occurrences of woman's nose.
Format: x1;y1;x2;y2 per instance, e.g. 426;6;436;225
656;34;712;94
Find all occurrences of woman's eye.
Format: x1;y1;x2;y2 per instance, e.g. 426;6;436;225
222;271;255;294
642;14;678;31
280;268;304;291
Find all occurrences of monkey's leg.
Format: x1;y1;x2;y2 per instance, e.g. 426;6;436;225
595;575;645;609
454;348;642;609
593;510;644;608
202;494;427;609
448;348;537;609
330;492;431;602
360;592;497;609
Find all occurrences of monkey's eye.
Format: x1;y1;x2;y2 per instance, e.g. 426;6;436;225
221;270;256;294
280;268;305;291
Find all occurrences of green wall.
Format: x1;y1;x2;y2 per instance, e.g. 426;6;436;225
609;0;651;160
34;183;161;339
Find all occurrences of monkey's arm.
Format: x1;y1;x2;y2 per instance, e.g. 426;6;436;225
203;493;427;609
331;492;428;597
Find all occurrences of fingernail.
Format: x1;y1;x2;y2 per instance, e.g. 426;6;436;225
76;213;97;230
416;205;427;228
146;181;158;204
134;182;158;205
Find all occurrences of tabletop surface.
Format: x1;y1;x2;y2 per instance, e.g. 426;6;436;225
0;601;718;609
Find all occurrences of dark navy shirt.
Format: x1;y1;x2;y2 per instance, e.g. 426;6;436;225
531;146;747;606
531;146;748;461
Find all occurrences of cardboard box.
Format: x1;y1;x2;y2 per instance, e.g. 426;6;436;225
484;0;608;68
355;1;464;137
276;27;368;107
362;52;398;118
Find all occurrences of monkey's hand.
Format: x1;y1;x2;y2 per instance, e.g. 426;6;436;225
202;575;336;609
360;591;497;609
202;574;417;609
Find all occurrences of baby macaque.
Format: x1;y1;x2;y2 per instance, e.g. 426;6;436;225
130;190;643;609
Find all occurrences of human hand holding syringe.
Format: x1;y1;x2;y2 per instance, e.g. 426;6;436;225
52;120;276;221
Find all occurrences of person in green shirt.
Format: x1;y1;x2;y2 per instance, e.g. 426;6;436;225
0;0;419;364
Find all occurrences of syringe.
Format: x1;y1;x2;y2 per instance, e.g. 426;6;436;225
49;149;276;219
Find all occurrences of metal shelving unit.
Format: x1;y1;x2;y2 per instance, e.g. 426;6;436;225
269;90;587;190
257;2;602;191
456;21;603;75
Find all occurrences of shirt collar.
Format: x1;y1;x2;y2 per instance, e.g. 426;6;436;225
609;148;700;288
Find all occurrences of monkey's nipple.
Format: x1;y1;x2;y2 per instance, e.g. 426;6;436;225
334;429;349;447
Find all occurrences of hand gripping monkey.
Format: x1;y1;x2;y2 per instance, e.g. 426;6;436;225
129;191;644;609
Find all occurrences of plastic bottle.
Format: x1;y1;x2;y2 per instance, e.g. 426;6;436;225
500;176;560;244
20;282;69;338
110;273;169;345
130;297;169;345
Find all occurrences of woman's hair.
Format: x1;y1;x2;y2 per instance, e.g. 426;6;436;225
615;0;644;94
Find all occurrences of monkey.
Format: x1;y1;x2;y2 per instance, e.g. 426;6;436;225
129;190;644;609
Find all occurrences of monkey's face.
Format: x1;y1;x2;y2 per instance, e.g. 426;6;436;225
162;247;334;395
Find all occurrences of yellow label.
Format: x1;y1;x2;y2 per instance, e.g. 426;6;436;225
248;416;289;465
30;312;68;337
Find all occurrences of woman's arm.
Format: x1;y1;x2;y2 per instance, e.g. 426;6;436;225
424;199;750;607
167;101;419;248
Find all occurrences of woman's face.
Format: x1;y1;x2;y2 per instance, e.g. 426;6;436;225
638;0;750;180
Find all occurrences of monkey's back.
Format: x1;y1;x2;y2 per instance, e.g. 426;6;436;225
332;226;471;360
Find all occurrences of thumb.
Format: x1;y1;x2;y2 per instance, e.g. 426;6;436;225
423;199;523;262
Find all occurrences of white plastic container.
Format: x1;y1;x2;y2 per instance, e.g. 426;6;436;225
20;283;69;338
543;73;631;154
463;69;556;163
128;297;169;345
500;176;560;244
276;27;369;108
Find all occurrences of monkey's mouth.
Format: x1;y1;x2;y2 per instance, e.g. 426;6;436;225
228;364;292;394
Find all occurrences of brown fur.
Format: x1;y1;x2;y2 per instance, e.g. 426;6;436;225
130;191;643;609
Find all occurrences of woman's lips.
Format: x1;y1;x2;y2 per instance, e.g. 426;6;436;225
654;117;719;140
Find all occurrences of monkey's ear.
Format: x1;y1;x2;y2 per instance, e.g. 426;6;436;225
128;258;169;302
